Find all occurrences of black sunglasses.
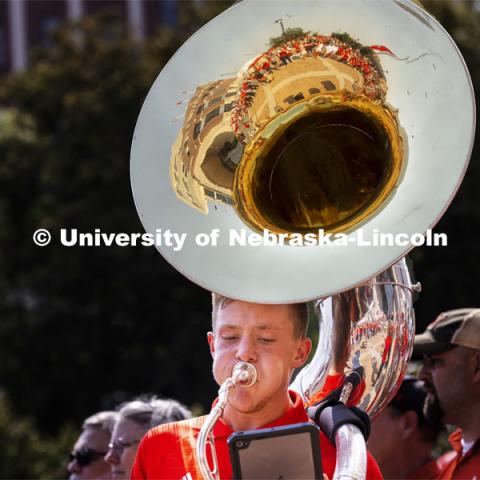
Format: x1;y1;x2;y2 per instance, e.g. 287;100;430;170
69;448;107;467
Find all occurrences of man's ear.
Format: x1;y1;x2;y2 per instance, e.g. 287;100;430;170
400;410;419;439
472;351;480;383
207;331;216;359
292;337;312;368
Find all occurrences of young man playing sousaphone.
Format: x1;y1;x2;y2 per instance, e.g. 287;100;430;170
131;295;382;479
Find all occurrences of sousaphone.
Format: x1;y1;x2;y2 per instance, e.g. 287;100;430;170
130;1;475;478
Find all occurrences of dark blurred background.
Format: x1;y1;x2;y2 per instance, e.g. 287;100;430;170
0;0;478;477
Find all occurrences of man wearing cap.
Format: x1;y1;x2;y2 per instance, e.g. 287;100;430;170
415;308;480;480
368;377;444;479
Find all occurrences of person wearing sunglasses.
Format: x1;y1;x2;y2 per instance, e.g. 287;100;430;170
105;396;191;480
68;410;117;480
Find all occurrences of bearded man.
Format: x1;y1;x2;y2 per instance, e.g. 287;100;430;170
415;308;480;479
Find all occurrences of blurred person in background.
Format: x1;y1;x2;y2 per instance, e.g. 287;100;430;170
415;308;480;479
68;410;117;480
105;396;191;480
368;376;443;479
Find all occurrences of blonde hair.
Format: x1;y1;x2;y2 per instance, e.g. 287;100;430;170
211;293;309;339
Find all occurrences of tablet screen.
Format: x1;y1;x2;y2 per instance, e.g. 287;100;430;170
228;422;323;479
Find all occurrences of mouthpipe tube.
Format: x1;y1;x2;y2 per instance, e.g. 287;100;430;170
197;362;257;480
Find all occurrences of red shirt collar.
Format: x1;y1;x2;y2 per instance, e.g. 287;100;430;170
212;390;308;438
448;428;463;453
448;428;480;457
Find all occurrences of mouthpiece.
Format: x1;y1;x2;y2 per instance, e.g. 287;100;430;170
232;362;257;387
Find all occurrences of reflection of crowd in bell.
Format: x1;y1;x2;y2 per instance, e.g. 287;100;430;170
352;321;383;343
231;34;388;141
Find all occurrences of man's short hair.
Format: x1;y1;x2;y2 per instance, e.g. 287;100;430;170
118;396;191;431
211;293;309;339
82;410;117;434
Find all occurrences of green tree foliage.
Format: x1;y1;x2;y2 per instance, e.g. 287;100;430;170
269;27;309;47
0;391;76;478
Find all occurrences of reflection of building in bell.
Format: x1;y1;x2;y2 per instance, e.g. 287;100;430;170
170;53;367;214
232;51;370;143
170;78;242;213
171;33;394;228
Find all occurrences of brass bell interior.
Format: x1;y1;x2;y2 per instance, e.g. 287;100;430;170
234;94;404;236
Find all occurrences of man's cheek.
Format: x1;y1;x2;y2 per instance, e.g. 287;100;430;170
212;357;228;383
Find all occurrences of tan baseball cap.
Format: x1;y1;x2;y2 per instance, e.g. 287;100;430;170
414;308;480;355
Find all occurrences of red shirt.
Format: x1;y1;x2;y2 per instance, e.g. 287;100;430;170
409;458;444;479
436;429;480;479
131;391;382;479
